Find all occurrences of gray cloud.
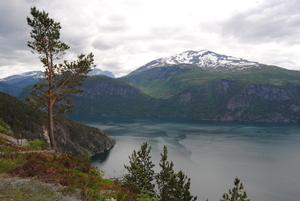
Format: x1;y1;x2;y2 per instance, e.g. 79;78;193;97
97;15;129;33
0;0;299;78
220;0;300;45
0;2;31;53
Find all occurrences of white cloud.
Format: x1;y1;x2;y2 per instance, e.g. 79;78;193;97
0;0;299;78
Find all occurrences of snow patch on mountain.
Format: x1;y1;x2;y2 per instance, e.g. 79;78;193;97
88;68;115;78
0;68;115;84
132;50;262;73
0;71;43;82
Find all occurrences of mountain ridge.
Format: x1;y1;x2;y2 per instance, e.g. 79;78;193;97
11;50;300;122
0;68;115;97
132;50;265;74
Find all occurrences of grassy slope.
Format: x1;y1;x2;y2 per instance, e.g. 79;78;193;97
119;64;300;120
0;134;132;201
122;64;300;98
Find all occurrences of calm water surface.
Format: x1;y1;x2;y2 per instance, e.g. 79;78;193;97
68;114;300;201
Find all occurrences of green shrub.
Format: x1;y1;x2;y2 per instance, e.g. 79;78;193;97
102;179;114;186
0;158;19;173
0;118;11;134
28;139;48;150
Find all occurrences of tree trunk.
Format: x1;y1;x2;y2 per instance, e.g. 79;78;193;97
48;101;56;151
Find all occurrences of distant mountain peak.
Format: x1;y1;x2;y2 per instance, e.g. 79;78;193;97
87;68;115;78
0;71;43;83
132;50;262;73
0;68;115;88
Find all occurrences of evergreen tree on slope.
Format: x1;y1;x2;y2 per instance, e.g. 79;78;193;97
124;142;155;197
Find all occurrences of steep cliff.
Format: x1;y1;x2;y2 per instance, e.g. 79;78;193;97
173;80;300;122
71;75;156;115
0;91;115;155
121;64;300;122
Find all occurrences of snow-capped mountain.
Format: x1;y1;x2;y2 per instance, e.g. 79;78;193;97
132;50;262;73
0;71;43;84
87;68;115;78
0;68;115;88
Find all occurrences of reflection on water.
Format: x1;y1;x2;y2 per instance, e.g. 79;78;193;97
67;114;300;201
91;148;112;163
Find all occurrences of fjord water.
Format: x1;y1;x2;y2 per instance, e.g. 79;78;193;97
68;114;300;201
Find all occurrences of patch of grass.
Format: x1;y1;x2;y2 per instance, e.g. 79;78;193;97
102;179;115;186
28;139;48;150
0;151;133;200
0;159;20;173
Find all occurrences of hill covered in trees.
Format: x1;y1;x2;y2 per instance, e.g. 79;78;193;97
0;91;115;155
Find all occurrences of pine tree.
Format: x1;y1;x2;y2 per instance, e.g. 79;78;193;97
174;170;197;201
26;7;95;150
220;177;250;201
156;145;176;201
124;142;155;197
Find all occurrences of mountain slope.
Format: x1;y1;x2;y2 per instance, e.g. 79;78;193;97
87;68;115;78
0;71;43;88
19;75;160;116
0;68;115;89
17;50;300;122
0;91;115;155
0;81;22;97
71;75;160;115
121;63;300;122
132;50;263;73
19;66;300;122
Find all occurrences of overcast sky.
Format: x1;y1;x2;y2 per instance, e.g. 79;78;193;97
0;0;299;78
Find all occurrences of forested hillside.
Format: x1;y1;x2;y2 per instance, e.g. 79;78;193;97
17;64;300;122
0;91;115;155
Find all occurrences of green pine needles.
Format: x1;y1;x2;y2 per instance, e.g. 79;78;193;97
124;142;156;196
220;177;250;201
125;143;250;201
26;7;95;150
124;143;197;201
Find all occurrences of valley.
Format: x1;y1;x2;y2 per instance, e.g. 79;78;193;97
2;50;300;122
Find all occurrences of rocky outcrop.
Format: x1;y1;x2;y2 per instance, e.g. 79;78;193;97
52;117;116;156
176;81;300;122
0;91;116;156
20;116;116;156
0;133;29;147
220;84;300;122
225;84;291;110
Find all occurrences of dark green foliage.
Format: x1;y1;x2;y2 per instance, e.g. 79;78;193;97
0;118;11;134
125;143;197;201
12;119;23;139
15;58;300;122
0;91;115;155
26;6;95;114
19;63;300;122
28;139;48;150
174;170;197;201
156;146;197;201
27;7;95;150
124;142;156;197
0;91;46;135
220;177;250;201
156;145;176;201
